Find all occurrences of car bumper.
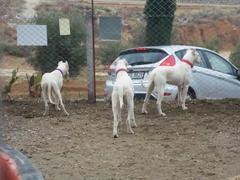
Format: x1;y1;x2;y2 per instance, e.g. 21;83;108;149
104;79;177;101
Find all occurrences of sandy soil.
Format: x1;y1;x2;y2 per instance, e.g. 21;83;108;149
1;99;240;180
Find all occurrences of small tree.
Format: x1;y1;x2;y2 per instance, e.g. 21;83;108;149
2;68;19;100
30;10;86;76
144;0;176;46
230;42;240;68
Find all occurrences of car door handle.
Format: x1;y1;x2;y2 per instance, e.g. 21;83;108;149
217;75;225;80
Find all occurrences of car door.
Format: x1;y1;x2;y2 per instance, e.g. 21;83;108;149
175;48;209;99
198;50;240;99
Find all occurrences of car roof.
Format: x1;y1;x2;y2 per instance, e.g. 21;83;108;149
120;45;209;55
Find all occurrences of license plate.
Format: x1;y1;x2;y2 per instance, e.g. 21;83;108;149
128;72;145;79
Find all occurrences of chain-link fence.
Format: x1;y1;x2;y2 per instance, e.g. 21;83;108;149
0;0;92;101
0;0;240;102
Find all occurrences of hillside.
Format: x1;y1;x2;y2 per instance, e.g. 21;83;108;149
174;7;240;50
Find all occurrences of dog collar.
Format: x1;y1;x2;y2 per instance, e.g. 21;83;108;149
56;68;64;76
116;68;128;75
181;59;193;68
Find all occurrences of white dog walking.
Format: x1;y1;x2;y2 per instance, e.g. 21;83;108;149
41;61;69;116
112;58;137;138
142;48;201;116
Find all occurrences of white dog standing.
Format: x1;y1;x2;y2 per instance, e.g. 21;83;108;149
142;48;201;116
41;61;69;116
112;58;137;138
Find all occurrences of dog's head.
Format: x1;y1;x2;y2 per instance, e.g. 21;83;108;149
184;48;202;65
58;60;69;76
113;58;128;70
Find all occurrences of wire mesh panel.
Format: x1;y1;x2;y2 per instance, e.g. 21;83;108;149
0;0;240;102
94;0;240;101
0;0;90;101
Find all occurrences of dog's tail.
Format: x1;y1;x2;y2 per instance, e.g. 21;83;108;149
118;86;124;109
47;83;55;104
143;70;155;102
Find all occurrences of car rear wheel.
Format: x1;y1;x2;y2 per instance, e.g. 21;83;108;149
187;87;196;100
176;87;196;101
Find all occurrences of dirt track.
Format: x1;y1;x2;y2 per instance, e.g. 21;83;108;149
1;99;240;180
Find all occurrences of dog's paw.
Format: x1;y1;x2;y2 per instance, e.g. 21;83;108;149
141;110;148;114
182;106;188;110
159;112;166;116
131;123;137;128
55;107;61;111
128;128;135;134
113;134;119;138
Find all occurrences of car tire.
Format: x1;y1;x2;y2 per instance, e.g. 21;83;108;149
187;87;196;100
176;87;196;101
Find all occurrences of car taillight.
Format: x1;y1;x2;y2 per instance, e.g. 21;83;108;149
164;92;172;96
160;54;176;66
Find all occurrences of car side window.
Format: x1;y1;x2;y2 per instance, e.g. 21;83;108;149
175;49;206;68
203;51;234;75
175;50;186;60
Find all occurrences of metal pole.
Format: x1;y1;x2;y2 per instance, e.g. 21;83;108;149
86;0;96;103
91;0;96;103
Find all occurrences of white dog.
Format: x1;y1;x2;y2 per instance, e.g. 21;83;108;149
41;61;69;116
112;58;137;138
142;48;201;116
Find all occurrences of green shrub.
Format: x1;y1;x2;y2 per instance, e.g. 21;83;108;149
203;37;222;52
2;68;19;99
97;42;128;65
0;43;29;58
0;43;4;59
97;23;148;65
129;23;146;47
4;45;29;57
230;42;240;68
29;10;86;76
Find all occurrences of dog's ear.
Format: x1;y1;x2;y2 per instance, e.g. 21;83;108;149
58;61;63;66
112;58;120;66
65;61;69;75
190;48;196;56
123;59;128;67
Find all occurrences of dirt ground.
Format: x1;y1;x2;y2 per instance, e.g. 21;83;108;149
1;98;240;180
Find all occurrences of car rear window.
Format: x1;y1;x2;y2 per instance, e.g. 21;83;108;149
118;49;168;66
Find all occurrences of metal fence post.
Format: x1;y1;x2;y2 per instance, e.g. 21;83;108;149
85;9;96;103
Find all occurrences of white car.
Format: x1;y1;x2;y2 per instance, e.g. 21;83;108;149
104;45;240;101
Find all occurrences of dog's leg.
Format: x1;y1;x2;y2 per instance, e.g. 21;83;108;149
112;94;119;138
142;80;154;114
127;92;137;133
156;83;166;116
117;106;122;123
51;91;61;111
181;85;188;110
177;85;183;106
42;86;49;116
129;92;137;128
55;88;69;116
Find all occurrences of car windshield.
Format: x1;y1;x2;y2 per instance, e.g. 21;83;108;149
119;51;168;66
